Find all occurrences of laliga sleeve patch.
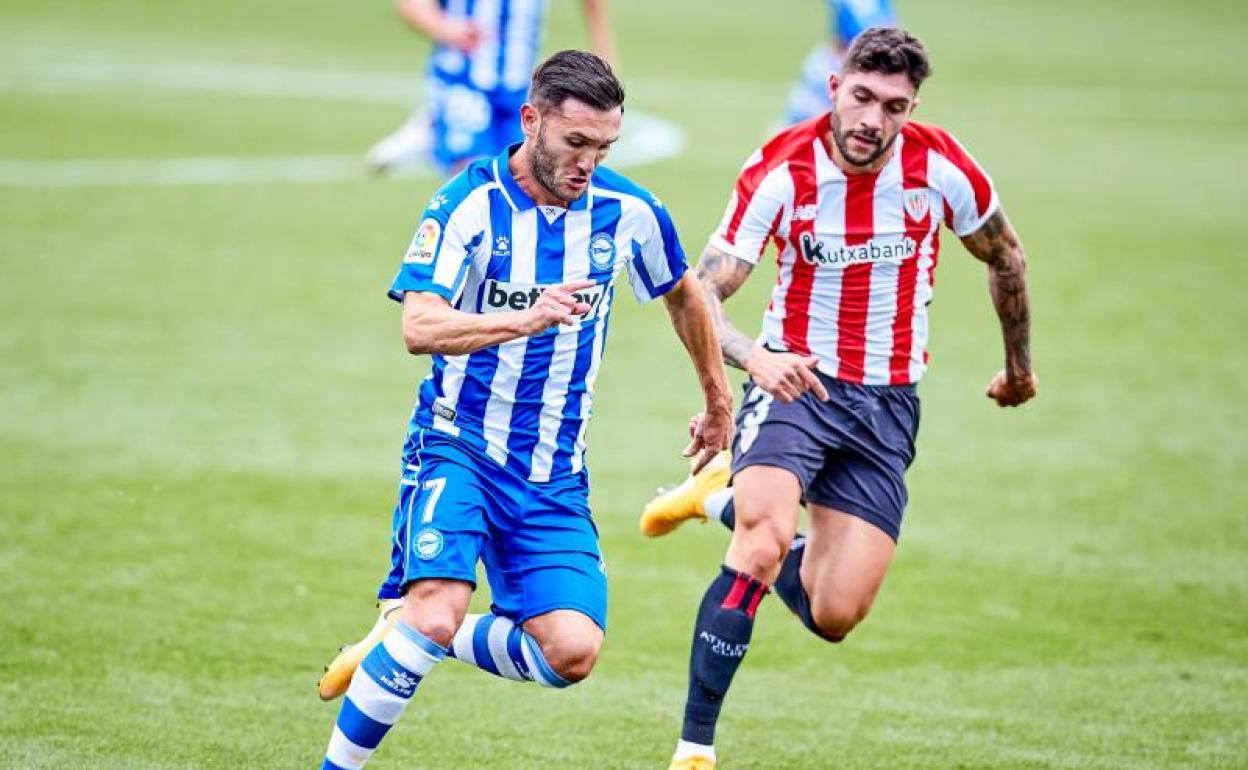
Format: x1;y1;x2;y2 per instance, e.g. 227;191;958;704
404;218;442;265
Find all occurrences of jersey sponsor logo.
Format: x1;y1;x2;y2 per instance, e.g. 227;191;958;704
588;232;616;271
493;234;510;258
698;630;749;658
799;233;917;267
414;527;444;561
432;401;456;423
481;279;607;320
404;218;441;265
903;188;931;221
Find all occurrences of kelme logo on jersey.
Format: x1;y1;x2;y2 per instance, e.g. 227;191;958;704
799;233;917;267
404;219;441;265
414;528;444;561
588;232;616;271
481;279;607;320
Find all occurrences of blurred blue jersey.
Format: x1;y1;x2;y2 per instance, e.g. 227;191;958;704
786;0;900;124
830;0;897;47
430;0;548;96
390;144;688;482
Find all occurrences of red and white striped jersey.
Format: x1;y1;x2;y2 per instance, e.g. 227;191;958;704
710;114;998;386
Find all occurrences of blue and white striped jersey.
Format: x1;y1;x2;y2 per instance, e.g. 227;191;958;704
430;0;548;96
830;0;897;47
390;144;688;482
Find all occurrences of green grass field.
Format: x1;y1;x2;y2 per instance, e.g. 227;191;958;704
2;0;1246;767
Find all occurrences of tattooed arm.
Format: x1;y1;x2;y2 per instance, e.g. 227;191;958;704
959;207;1038;407
695;245;828;402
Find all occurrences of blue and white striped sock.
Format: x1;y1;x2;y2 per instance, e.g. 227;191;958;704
322;620;445;770
445;613;570;689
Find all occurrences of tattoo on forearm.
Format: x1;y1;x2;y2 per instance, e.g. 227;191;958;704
962;209;1032;377
694;246;757;370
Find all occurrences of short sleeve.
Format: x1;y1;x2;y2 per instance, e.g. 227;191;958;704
933;135;999;237
388;191;484;305
625;194;688;303
707;152;787;264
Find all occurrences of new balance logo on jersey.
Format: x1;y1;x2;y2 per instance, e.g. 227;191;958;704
792;204;818;221
799;233;917;267
482;279;607;319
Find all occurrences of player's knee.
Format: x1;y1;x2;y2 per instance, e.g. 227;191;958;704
732;520;791;575
810;596;871;643
400;581;467;647
542;634;602;683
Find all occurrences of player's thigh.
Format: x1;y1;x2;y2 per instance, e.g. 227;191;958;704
802;503;896;626
484;474;609;633
394;443;494;591
725;465;803;581
728;382;829;578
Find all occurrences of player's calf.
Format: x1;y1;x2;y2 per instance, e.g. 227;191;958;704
444;609;602;687
808;593;873;642
523;609;604;683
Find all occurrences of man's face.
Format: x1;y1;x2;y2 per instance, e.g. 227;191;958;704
828;70;918;169
522;98;621;204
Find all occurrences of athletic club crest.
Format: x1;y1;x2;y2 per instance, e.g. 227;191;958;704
903;188;931;221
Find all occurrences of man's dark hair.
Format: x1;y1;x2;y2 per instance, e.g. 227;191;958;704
842;27;932;90
529;49;625;112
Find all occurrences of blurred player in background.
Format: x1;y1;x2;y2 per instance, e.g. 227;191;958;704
366;0;615;175
783;0;897;125
641;27;1037;769
318;50;733;769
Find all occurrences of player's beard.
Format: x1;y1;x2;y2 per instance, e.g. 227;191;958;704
531;123;583;206
831;111;896;169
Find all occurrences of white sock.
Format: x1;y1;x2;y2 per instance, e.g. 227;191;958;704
674;739;716;761
703;488;733;523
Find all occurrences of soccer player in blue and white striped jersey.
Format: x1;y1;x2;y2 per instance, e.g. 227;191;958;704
318;50;733;769
366;0;615;175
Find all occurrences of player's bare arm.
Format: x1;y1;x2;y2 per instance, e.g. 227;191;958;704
579;0;617;69
401;281;593;356
960;207;1038;407
398;0;482;51
695;245;829;403
662;271;735;473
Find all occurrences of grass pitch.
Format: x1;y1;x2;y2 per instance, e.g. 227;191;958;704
1;1;1246;767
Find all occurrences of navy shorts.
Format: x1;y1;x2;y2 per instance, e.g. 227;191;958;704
730;372;920;541
377;430;608;631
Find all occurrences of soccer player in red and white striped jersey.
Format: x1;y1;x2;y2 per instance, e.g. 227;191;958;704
651;27;1037;770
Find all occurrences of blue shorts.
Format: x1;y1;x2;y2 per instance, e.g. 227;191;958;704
427;76;525;173
731;373;920;541
377;430;608;631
